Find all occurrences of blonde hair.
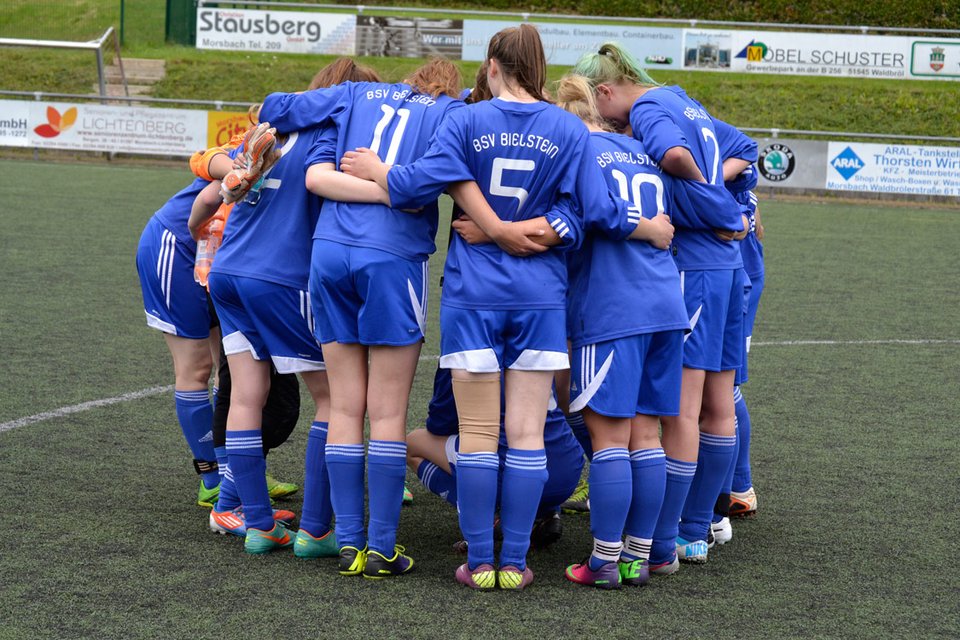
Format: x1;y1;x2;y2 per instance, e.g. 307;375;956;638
573;42;661;89
402;57;463;98
555;75;609;130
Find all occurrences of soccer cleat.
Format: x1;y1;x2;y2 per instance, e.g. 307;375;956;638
244;521;294;554
565;561;621;590
649;555;680;576
451;539;468;554
530;511;563;549
729;487;757;518
363;545;415;579
403;485;414;505
338;545;368;576
455;563;497;590
265;472;299;500
618;558;650;586
676;536;709;563
497;565;534;591
561;478;590;514
208;506;295;537
197;480;220;508
711;517;733;545
294;528;339;559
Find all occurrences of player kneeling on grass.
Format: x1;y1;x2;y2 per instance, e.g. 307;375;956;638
554;76;688;589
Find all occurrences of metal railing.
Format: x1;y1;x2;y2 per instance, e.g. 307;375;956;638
2;89;959;146
0;27;128;102
197;1;960;36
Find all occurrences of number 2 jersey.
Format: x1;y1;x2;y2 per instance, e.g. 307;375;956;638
567;131;689;348
387;99;613;311
631;85;745;271
258;82;464;261
211;127;333;290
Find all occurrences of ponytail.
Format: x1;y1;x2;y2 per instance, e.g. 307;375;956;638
573;42;661;88
403;57;463;98
486;23;550;103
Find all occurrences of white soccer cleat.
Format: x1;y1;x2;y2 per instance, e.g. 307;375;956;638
676;537;709;563
711;517;733;545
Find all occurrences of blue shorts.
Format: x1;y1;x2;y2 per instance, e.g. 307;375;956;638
738;270;765;384
310;239;427;346
679;269;745;372
208;272;324;374
425;366;459;437
569;331;684;418
135;216;210;339
439;306;568;373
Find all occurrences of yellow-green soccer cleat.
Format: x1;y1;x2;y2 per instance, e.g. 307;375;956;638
244;521;295;555
561;478;589;514
265;472;299;500
403;485;414;505
363;545;415;580
197;480;220;508
338;545;368;576
294;528;339;559
497;565;534;590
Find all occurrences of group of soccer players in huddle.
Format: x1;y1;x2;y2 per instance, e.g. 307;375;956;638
136;23;765;590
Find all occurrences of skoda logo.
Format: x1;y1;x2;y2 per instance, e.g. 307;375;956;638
759;143;795;182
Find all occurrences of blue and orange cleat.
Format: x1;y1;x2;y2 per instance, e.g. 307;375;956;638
244;521;294;554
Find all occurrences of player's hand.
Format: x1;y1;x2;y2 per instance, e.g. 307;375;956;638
755;206;764;240
488;222;549;257
647;213;674;250
451;217;492;245
731;214;750;241
340;148;383;180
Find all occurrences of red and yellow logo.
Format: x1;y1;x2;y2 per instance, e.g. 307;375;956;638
34;106;77;138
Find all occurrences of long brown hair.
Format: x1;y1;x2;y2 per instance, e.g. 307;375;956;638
402;57;462;98
308;56;381;90
486;23;549;102
465;62;492;104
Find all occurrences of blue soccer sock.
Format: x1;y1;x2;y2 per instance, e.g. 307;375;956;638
211;386;219;410
299;422;333;539
651;457;697;563
587;447;630;570
214;445;228;481
325;443;366;549
225;430;272;531
715;422;740;522
456;452;500;569
367;440;407;556
174;389;218;489
622;448;666;562
679;434;737;543
733;386;754;493
499;448;548;571
566;412;592;460
215;463;241;512
416;460;458;507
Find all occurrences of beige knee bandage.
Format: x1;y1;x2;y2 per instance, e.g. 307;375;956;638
452;375;501;453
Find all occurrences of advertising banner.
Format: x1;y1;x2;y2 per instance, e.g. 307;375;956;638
356;16;462;59
0;100;209;156
753;138;829;190
462;19;682;68
196;8;355;55
207;110;251;148
825;142;960;196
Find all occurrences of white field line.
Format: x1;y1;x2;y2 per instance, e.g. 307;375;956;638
0;385;173;433
2;338;958;433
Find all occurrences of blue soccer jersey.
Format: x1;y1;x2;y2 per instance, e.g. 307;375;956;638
211;126;333;290
738;190;765;279
258;82;464;261
386;98;599;310
152;177;210;252
631;86;744;271
567;131;689;347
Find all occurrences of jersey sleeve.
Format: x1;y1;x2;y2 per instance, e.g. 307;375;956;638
542;195;583;251
670;180;744;231
630;97;689;163
304;125;338;168
258;84;355;134
713;117;758;162
725;163;759;194
387;109;474;209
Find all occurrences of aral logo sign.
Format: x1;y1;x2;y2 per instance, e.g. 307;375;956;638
830;146;865;180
